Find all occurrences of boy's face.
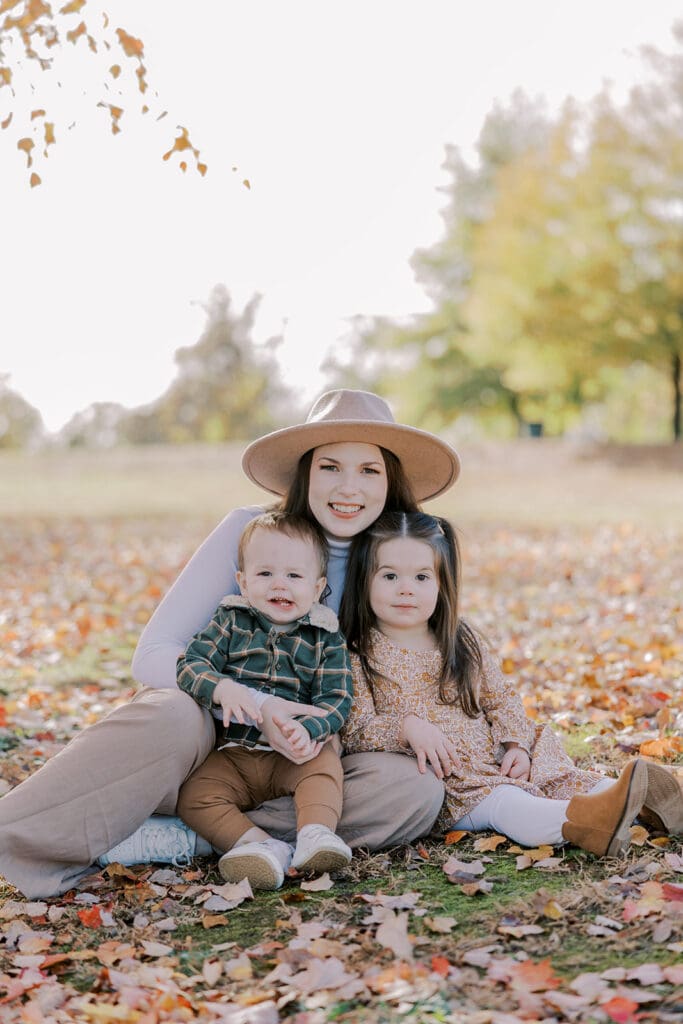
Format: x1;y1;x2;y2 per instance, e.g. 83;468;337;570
236;528;326;625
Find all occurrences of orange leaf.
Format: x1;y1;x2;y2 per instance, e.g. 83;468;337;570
30;172;41;188
662;882;683;902
639;737;683;759
431;956;450;977
109;64;121;78
1;111;13;129
600;996;640;1023
44;122;55;146
198;162;207;176
510;958;561;992
444;830;467;845
60;0;86;13
0;66;11;87
77;905;103;928
31;109;46;119
116;27;144;58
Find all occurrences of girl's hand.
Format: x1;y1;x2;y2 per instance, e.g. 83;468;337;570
213;678;263;727
500;744;531;780
400;715;460;780
272;715;323;764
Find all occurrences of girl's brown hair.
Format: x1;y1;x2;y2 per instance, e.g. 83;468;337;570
280;446;419;520
339;511;483;716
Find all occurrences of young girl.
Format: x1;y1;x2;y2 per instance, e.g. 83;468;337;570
338;511;683;856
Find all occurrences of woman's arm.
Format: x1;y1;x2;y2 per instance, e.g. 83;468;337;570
131;506;263;688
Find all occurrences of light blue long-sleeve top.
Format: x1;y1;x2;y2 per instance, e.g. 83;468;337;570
131;506;350;689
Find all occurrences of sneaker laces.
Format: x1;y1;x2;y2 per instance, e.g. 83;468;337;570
100;816;196;867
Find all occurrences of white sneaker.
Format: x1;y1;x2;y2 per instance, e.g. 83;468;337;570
218;837;293;890
291;824;352;874
97;815;199;867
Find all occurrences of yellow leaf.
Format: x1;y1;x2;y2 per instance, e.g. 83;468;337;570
243;178;251;190
474;834;507;852
629;824;649;847
66;20;86;44
44;122;55;146
60;0;86;13
31;109;46;119
18;137;34;167
198;162;207;177
0;66;12;87
542;899;564;920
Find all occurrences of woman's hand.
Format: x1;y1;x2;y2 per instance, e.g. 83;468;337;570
500;743;531;781
272;716;322;764
213;678;263;727
259;698;325;763
400;715;460;780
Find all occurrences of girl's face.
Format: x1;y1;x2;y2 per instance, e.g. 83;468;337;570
369;537;440;635
308;442;388;541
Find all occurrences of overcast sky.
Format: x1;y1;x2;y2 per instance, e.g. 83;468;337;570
2;1;681;431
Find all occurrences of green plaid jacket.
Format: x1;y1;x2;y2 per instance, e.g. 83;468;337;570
176;595;353;746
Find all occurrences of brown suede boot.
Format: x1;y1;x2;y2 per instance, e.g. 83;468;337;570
639;763;683;835
562;759;648;857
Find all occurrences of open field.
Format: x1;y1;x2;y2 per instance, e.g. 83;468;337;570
1;441;682;1020
2;438;683;525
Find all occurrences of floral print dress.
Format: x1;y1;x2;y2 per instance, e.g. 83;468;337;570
341;629;602;826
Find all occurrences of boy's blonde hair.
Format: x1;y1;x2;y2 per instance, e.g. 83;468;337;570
238;511;328;576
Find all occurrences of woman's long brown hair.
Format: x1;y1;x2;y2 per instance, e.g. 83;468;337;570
339;511;483;716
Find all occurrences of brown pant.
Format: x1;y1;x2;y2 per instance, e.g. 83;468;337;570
0;687;445;898
178;743;343;851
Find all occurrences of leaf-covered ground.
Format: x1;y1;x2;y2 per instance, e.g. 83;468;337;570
1;516;682;1023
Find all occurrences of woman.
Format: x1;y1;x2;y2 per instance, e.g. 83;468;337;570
0;389;461;898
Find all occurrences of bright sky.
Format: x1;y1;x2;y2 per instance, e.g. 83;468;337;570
1;1;681;432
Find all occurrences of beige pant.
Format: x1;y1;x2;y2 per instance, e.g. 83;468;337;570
179;744;343;850
0;688;445;897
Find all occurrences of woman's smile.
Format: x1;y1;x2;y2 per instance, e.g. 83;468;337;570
308;442;388;540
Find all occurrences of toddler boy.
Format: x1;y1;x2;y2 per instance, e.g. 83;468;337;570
176;510;353;890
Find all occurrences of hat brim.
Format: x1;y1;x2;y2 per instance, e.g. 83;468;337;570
241;420;460;502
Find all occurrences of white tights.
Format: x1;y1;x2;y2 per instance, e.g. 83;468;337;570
452;777;614;848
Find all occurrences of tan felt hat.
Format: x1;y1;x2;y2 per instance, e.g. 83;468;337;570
242;389;460;502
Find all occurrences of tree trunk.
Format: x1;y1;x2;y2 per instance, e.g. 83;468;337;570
673;349;682;442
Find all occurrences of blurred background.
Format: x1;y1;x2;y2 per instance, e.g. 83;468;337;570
2;0;683;457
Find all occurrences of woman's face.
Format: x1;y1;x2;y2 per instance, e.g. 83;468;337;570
308;442;388;540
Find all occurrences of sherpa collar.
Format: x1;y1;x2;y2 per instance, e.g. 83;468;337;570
220;593;339;632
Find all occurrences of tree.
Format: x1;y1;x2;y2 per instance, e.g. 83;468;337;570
0;373;44;447
0;0;205;186
123;285;291;444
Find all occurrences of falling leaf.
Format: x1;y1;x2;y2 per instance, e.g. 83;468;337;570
243;179;251;189
116;27;144;58
109;64;121;78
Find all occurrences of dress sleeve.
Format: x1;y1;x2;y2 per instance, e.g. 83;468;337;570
340;654;408;754
131;506;263;689
297;633;354;742
479;646;535;760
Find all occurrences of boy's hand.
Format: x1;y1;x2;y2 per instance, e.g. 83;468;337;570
400;715;460;780
272;715;322;764
500;744;531;780
213;678;263;727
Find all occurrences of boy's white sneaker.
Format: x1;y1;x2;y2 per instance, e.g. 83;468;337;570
218;837;293;890
291;824;352;874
